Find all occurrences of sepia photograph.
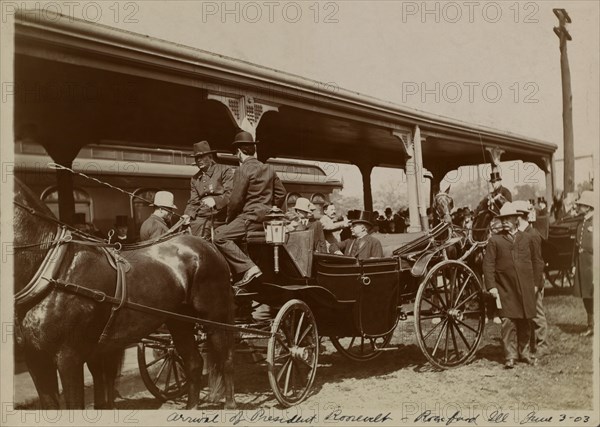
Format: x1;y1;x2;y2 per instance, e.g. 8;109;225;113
1;1;598;425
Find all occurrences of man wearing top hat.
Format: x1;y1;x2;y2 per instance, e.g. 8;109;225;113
182;141;234;240
573;191;594;337
110;215;134;244
483;202;544;369
213;130;286;287
140;191;177;241
337;210;383;259
477;171;513;212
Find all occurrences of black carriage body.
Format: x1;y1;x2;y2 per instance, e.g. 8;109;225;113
543;214;584;270
244;230;419;339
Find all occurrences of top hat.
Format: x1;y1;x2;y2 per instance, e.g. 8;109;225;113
576;190;595;208
496;202;520;219
294;197;316;213
72;212;87;225
231;130;258;146
190;141;217;157
489;171;502;183
115;215;129;227
347;209;378;227
152;191;177;210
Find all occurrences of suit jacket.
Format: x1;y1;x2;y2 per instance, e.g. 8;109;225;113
226;157;286;223
184;163;234;222
574;214;593;299
338;234;384;259
139;214;169;241
483;230;544;319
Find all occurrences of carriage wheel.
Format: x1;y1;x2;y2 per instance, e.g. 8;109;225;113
414;260;485;369
267;299;318;407
137;333;188;401
329;332;394;362
545;269;574;288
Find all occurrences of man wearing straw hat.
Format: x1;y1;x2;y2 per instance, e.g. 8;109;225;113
182;140;234;240
573;190;595;337
140;191;177;241
213;130;286;287
483;202;544;369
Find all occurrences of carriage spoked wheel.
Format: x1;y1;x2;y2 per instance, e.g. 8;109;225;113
267;299;319;407
545;269;574;288
329;332;394;362
414;260;485;370
137;333;189;401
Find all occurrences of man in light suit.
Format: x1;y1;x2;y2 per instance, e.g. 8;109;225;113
574;191;594;337
483;202;544;369
337;210;383;259
140;191;177;241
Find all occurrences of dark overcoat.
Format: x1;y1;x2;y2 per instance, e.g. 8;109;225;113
483;230;544;319
226;157;286;223
338;234;384;259
184;163;234;222
574;214;594;299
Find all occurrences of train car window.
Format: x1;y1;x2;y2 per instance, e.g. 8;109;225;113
285;192;301;212
132;188;158;232
41;186;93;222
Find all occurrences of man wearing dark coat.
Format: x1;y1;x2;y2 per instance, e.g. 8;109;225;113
337;210;383;259
213;131;286;287
182;141;234;240
140;191;177;241
483;202;544;368
573;191;594;337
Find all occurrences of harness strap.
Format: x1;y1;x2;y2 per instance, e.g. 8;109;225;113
98;250;129;344
48;279;272;338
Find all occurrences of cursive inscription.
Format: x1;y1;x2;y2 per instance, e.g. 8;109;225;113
166;412;219;424
229;409;316;425
519;411;553;424
325;409;392;423
414;410;480;426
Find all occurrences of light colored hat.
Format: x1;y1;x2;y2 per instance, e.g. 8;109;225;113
575;191;595;208
513;200;533;215
294;197;316;213
496;202;520;219
152;191;177;210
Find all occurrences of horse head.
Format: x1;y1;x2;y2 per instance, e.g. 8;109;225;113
472;195;508;242
13;178;58;294
433;187;454;224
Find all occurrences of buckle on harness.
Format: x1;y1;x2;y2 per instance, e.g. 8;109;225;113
92;290;106;303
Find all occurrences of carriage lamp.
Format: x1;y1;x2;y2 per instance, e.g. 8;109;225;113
263;206;287;273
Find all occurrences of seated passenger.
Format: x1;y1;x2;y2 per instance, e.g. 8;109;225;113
140;191;177;241
337;210;384;259
286;198;340;254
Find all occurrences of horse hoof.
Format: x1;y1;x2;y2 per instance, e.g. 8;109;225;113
225;402;237;410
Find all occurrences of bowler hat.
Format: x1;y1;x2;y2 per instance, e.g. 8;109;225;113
576;191;595;208
72;212;87;225
496;202;520;219
115;215;129;227
294;197;316;213
513;200;533;215
347;210;378;227
190;141;217;157
152;191;177;210
489;171;502;183
232;130;258;146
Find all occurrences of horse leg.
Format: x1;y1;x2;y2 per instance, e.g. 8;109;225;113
166;320;202;410
88;348;124;409
86;354;107;409
56;349;85;409
23;348;60;409
207;331;236;409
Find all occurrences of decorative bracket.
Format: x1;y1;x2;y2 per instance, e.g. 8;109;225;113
485;146;505;168
207;92;279;138
392;130;413;157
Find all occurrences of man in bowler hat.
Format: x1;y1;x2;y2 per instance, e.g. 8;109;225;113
483;202;544;368
337;210;383;259
573;191;594;337
212;130;286;287
182;140;234;240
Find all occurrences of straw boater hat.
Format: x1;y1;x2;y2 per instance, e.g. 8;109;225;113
152;191;177;210
294;197;316;213
231;130;258;146
575;191;594;208
189;141;217;157
496;202;520;219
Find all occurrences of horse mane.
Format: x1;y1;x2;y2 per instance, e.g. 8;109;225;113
14;177;55;217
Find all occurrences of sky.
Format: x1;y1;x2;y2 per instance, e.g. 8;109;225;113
11;0;599;198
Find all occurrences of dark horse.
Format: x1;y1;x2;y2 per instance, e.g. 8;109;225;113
13;178;236;409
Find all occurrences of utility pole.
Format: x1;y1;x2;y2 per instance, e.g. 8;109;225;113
553;8;574;193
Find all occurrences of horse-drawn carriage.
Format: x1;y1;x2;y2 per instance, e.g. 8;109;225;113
542;214;584;288
137;213;487;407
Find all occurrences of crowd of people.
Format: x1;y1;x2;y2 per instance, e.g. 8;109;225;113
71;136;594;369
